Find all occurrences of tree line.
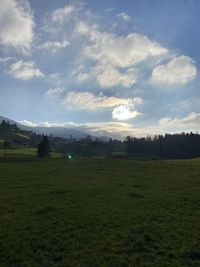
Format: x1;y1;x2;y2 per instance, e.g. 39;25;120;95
123;133;200;159
1;120;200;159
54;132;200;159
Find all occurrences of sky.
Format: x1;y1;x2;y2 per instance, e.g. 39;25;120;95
0;0;200;138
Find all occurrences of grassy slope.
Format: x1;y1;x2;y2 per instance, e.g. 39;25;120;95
0;158;200;266
14;133;31;140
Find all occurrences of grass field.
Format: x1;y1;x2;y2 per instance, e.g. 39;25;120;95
0;156;200;266
0;147;63;159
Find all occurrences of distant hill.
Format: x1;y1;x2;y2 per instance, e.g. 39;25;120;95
32;127;88;139
0;116;90;139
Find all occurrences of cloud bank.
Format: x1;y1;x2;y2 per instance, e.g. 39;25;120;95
62;91;142;111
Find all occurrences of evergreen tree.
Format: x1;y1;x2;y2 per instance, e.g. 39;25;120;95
37;136;51;158
3;139;9;158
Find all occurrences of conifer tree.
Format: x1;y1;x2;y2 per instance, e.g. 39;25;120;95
3;139;9;158
37;136;51;158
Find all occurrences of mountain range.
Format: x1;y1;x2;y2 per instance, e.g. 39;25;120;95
0;115;109;141
0;115;89;139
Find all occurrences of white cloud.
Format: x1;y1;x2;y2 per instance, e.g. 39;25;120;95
84;122;165;139
75;20;168;88
62;91;142;111
84;122;139;138
112;105;141;120
0;0;34;52
8;60;44;80
92;63;137;88
46;87;65;97
84;31;168;68
159;112;200;130
18;120;37;127
117;12;131;22
52;5;74;23
38;40;70;53
20;114;200;139
151;56;197;85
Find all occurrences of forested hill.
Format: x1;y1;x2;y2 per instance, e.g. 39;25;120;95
0;119;40;147
1;119;200;159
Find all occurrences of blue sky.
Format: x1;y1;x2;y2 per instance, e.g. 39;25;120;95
0;0;200;138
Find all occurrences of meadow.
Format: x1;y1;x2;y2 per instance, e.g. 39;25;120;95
0;147;63;159
0;152;200;266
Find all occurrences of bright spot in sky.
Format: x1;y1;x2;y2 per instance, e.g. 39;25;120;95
112;105;141;120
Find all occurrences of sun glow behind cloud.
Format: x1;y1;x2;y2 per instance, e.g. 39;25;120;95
112;105;142;121
62;91;142;111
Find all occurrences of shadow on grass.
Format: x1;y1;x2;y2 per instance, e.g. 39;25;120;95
34;206;61;217
128;192;144;199
50;190;66;195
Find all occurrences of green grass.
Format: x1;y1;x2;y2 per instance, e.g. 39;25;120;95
0;158;200;266
0;147;63;159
